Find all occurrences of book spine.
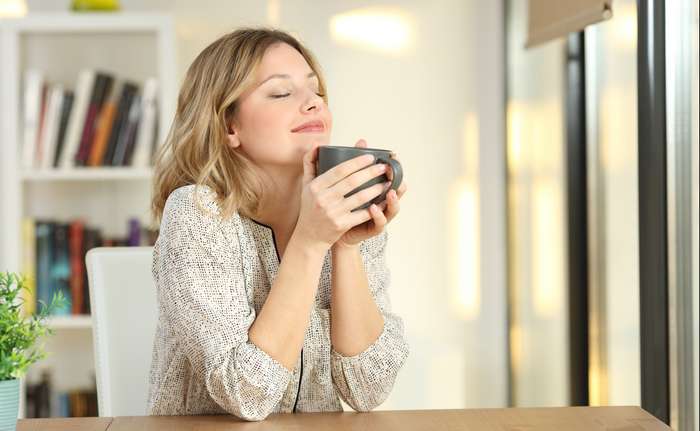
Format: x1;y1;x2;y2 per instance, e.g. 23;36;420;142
127;218;141;246
75;74;108;166
131;78;159;167
21;218;37;316
103;83;138;166
113;93;142;166
35;221;53;311
87;100;117;166
53;91;75;168
51;223;72;315
59;70;95;169
40;86;65;170
34;84;49;168
69;220;85;315
22;69;44;170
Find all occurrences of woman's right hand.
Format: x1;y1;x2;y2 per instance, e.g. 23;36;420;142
292;146;390;250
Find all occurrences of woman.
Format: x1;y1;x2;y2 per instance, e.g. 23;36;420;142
147;28;409;422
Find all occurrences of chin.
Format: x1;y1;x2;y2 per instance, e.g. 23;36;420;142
302;138;329;152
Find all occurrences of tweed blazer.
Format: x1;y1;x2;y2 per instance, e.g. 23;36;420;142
147;184;409;421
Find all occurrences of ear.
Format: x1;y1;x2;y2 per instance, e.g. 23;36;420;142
226;121;241;149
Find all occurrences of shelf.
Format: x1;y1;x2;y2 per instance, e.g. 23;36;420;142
21;168;153;182
46;315;92;329
1;12;173;33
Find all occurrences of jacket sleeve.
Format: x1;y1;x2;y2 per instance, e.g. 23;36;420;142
153;189;291;421
329;229;410;412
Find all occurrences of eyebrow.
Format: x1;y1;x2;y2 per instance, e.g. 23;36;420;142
258;72;317;86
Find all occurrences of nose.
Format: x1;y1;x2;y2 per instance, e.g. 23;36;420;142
302;90;323;113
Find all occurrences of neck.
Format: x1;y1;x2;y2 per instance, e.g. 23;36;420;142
252;167;303;236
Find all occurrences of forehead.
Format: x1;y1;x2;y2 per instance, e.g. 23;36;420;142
256;42;314;78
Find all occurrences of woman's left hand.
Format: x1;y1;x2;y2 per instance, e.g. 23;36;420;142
334;139;407;249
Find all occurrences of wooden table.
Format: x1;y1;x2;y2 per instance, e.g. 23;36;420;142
16;406;671;430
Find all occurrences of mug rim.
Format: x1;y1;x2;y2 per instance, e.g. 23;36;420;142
319;145;391;153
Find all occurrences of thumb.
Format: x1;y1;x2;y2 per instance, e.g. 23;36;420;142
302;145;319;185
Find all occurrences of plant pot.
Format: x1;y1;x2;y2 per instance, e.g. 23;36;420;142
0;379;20;431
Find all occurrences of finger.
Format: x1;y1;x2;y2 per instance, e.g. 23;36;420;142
329;163;388;199
384;190;400;221
315;153;376;189
340;181;388;213
302;146;320;185
386;162;401;182
344;206;374;227
355;138;368;148
369;204;388;230
397;181;407;198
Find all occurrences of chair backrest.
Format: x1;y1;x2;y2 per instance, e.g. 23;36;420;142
86;246;157;417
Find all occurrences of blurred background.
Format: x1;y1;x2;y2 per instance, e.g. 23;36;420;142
0;0;697;429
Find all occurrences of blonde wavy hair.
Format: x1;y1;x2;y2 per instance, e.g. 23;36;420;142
151;27;328;223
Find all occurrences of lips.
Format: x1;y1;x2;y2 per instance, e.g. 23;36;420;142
291;120;325;133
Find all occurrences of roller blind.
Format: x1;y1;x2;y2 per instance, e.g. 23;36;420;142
526;0;613;48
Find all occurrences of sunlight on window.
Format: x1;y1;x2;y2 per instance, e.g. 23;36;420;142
532;179;564;318
0;0;27;17
449;113;480;320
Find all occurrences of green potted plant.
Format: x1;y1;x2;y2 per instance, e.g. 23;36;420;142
1;271;65;431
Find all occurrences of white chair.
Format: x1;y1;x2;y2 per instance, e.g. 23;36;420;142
86;246;157;417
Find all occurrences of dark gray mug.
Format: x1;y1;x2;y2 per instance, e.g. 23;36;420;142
316;145;403;211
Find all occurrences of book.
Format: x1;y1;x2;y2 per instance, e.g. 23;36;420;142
127;218;141;246
25;370;52;418
50;223;72;315
76;72;114;166
69;220;85;315
112;93;142;166
59;70;95;168
81;227;103;315
102;82;138;166
87;82;120;166
35;221;54;310
22;69;44;169
24;369;98;418
39;85;65;170
57;393;70;418
53;91;75;168
34;84;49;168
130;78;158;167
21;218;37;316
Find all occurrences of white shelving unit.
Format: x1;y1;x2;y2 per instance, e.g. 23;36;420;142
0;12;176;418
21;168;154;182
46;315;93;330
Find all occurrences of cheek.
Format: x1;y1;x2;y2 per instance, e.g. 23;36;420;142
240;105;287;142
253;105;292;137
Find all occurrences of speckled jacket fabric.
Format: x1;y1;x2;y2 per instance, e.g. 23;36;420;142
147;184;409;421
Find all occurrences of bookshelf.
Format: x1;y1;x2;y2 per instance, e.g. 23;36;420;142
0;12;176;418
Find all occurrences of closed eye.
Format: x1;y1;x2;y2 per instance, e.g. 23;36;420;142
270;92;325;99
